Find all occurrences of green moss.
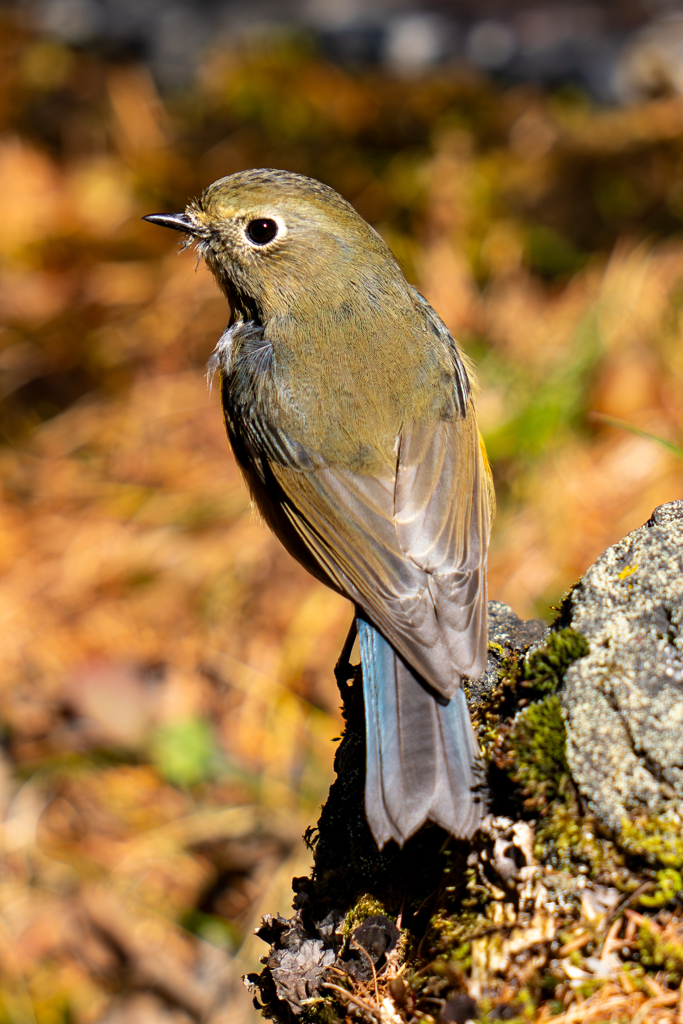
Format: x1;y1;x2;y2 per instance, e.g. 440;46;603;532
470;624;609;878
619;815;683;869
533;799;628;880
495;695;569;813
342;893;389;938
300;995;343;1024
473;628;588;759
517;985;541;1019
451;941;473;972
636;918;683;981
526;776;683;886
482;627;651;885
639;869;683;908
572;979;607;1001
427;910;487;962
519;628;589;692
392;927;414;968
485;629;683;884
535;801;585;869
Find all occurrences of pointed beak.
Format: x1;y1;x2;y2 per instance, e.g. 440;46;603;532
143;212;196;234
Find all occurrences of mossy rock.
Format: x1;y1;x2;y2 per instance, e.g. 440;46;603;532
250;507;683;1022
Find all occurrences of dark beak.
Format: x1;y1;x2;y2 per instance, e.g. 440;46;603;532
143;212;196;233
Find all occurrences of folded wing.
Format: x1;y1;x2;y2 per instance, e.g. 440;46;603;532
270;405;491;697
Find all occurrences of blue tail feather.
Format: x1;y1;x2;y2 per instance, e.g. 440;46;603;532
357;616;486;849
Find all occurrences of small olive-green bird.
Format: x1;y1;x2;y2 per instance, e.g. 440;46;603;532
145;169;494;849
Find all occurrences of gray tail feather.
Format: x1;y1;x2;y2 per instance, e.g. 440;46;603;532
357;617;487;849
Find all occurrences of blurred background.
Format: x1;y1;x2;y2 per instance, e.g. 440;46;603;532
0;0;682;1021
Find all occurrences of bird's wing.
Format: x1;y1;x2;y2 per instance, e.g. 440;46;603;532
269;405;492;697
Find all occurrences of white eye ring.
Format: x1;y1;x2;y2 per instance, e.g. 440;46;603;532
244;215;287;246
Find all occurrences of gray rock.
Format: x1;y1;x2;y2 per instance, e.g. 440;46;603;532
465;600;547;711
561;500;683;831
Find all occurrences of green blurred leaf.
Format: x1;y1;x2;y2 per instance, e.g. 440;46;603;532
182;908;241;952
482;308;601;462
150;718;218;787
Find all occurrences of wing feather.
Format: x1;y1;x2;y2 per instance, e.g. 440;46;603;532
270;403;491;697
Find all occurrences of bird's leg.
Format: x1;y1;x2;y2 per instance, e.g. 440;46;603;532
334;618;358;689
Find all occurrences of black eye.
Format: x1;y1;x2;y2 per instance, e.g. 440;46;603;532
246;218;278;244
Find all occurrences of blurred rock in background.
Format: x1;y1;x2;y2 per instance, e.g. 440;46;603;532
17;0;683;100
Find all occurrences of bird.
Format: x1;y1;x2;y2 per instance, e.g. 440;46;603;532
144;168;494;849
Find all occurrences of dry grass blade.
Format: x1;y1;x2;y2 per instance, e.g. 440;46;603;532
353;940;381;1007
322;982;382;1021
559;932;593;956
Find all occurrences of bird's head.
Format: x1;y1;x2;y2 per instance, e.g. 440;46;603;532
144;168;403;325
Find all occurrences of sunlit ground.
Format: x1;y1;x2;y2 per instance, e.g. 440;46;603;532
0;15;682;1023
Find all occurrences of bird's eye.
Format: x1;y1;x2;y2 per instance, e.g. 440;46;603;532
246;219;278;245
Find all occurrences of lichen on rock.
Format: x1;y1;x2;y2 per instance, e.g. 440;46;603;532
561;500;683;840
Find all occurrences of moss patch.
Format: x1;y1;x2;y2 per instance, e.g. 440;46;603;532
519;628;589;692
427;910;487;962
342;893;389;937
493;695;568;814
619;815;683;869
471;625;678;887
473;627;589;760
635;916;683;982
640;869;683;909
473;626;591;866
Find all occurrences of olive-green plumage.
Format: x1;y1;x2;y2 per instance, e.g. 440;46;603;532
145;169;494;848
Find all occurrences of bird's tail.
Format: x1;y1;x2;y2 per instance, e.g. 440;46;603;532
357;617;486;849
